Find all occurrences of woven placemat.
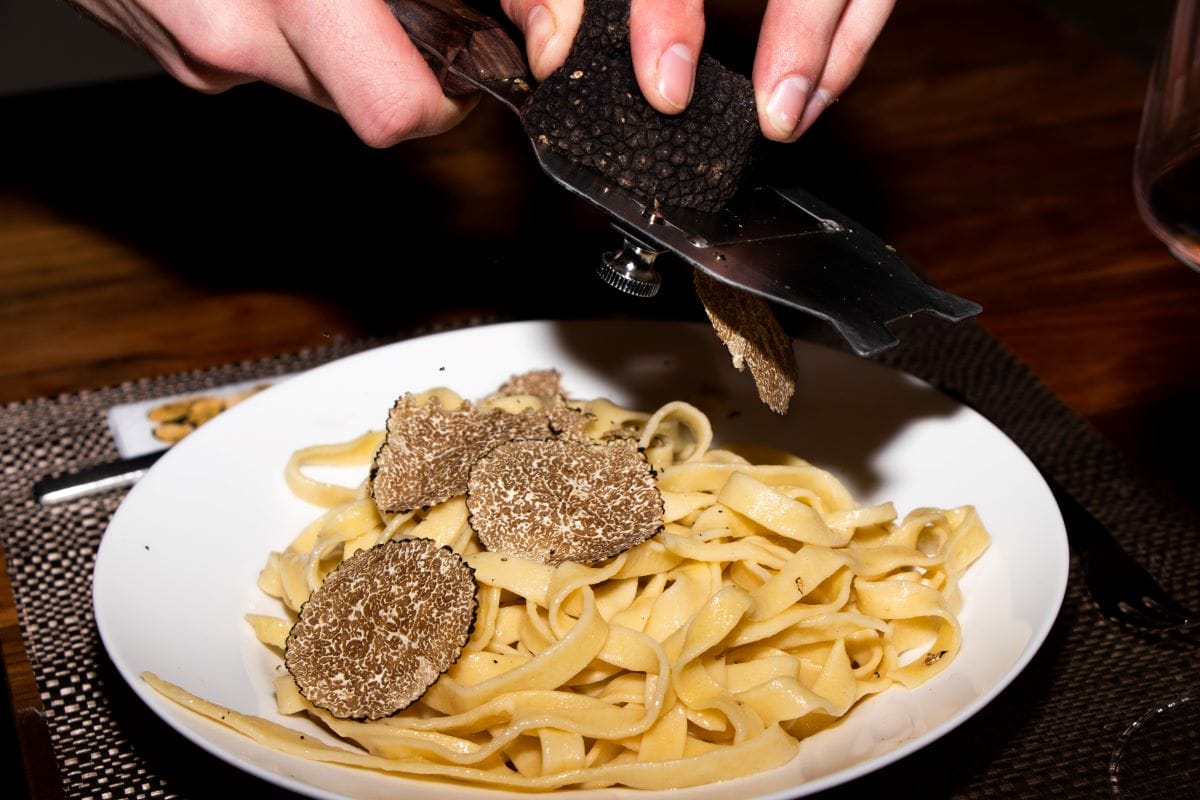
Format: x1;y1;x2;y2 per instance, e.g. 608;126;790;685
1;316;1196;799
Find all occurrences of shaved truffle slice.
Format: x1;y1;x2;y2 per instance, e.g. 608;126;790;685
370;395;556;513
467;438;663;565
522;0;759;213
694;270;798;415
284;538;477;720
549;405;591;437
486;369;568;404
485;369;591;441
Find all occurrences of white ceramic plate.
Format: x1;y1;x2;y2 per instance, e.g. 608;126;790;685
94;319;1068;799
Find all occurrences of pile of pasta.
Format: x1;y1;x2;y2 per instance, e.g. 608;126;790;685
145;389;991;791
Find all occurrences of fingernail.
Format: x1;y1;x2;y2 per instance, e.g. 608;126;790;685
797;88;834;135
765;75;811;138
656;43;695;111
525;5;557;71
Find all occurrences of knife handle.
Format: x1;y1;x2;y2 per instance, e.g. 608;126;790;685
384;0;529;96
32;451;165;504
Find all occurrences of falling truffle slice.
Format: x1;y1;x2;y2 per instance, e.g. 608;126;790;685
284;538;477;720
467;438;663;565
522;0;759;213
694;270;798;414
370;394;557;513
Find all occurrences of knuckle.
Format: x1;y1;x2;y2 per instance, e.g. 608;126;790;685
172;9;258;78
633;0;701;16
820;49;869;99
498;0;526;25
632;0;704;31
547;0;585;20
159;56;241;95
833;32;872;71
788;15;824;46
344;87;429;147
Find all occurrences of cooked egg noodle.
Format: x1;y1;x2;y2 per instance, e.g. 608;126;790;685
149;392;990;790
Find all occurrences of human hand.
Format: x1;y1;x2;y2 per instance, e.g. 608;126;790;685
501;0;896;142
67;0;478;147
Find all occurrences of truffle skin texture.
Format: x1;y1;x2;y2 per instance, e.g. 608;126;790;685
284;538;477;720
467;438;664;565
484;369;591;440
522;0;759;213
370;395;556;513
486;369;568;404
694;269;797;414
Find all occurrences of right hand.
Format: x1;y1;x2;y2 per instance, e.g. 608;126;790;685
68;0;479;147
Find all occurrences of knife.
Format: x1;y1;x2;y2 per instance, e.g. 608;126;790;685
33;378;284;505
385;0;980;357
33;451;164;505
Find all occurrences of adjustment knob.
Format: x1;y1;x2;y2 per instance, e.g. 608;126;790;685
597;233;663;298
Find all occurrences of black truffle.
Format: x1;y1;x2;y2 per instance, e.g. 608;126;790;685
522;0;759;213
284;538;477;720
466;438;664;565
369;394;557;514
694;269;797;414
483;368;591;440
484;369;568;404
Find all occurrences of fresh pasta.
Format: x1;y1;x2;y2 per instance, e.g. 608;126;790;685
145;379;991;791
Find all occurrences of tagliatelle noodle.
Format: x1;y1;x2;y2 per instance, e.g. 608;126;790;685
146;386;991;791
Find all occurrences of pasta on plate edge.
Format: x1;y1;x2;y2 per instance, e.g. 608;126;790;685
145;374;991;792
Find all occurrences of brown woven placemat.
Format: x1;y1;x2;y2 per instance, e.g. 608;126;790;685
1;316;1197;799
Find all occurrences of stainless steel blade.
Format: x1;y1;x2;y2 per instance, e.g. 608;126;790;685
388;0;981;357
531;143;980;356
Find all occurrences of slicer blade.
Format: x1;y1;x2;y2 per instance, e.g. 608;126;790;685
384;0;980;357
532;144;980;357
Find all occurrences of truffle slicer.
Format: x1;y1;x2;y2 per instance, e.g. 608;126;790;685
386;0;981;357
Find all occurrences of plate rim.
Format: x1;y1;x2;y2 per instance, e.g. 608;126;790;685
93;317;1069;799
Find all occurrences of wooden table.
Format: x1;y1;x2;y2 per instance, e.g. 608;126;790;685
3;1;1198;796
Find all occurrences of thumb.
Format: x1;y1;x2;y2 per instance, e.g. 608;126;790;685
629;0;705;114
500;0;584;79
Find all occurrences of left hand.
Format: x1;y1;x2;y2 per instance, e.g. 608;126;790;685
499;0;897;143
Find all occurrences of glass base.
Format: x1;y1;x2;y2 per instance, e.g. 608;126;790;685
1168;244;1200;273
1110;695;1199;798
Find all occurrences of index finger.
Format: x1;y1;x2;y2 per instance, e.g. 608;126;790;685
628;0;706;114
277;0;476;147
753;0;894;141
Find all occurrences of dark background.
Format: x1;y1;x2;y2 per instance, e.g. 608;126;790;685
0;1;1189;798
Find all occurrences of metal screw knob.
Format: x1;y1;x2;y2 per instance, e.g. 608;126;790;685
597;233;663;297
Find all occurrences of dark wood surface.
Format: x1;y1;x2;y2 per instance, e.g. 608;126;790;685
3;1;1198;796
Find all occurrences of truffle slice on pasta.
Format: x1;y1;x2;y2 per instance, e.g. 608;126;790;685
370;394;557;513
284;538;477;720
485;369;568;405
466;438;663;565
483;369;591;440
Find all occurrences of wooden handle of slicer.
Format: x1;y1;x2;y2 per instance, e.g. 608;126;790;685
384;0;529;96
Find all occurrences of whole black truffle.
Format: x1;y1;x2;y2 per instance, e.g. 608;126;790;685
521;0;759;213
